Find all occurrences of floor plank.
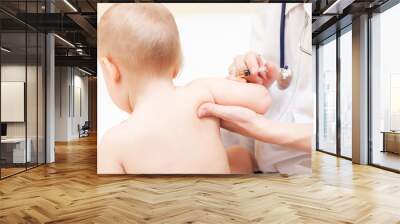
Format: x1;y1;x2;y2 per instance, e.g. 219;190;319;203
0;135;399;223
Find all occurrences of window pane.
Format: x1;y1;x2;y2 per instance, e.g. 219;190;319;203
340;29;352;158
38;32;45;165
1;30;27;177
27;31;38;169
318;37;337;154
371;3;400;171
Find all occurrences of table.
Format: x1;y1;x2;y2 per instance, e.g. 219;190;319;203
381;131;400;154
1;138;32;164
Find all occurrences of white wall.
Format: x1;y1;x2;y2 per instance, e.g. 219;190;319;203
55;67;89;141
71;73;89;138
97;3;258;141
55;67;69;141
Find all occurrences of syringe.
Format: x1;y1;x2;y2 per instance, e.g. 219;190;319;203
236;66;267;78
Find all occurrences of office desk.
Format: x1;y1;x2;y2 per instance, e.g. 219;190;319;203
381;131;400;154
1;138;31;163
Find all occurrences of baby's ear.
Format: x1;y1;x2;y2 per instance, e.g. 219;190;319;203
171;64;180;79
172;68;179;79
101;57;120;83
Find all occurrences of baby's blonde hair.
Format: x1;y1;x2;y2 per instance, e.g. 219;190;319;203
98;4;182;74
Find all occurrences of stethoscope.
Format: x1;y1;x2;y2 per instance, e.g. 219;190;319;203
277;3;292;90
278;3;312;90
274;3;313;122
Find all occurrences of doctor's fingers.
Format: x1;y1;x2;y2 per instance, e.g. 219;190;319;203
197;103;248;124
198;103;233;120
244;52;261;76
263;62;280;88
198;103;255;124
256;55;268;81
244;73;264;85
243;53;268;85
234;55;248;74
228;64;247;83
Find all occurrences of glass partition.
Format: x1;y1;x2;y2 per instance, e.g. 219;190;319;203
27;30;38;169
38;32;45;165
339;29;352;158
317;36;337;154
26;0;41;169
1;30;28;177
0;1;46;179
370;3;400;171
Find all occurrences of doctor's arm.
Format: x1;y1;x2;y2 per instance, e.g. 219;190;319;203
198;103;312;153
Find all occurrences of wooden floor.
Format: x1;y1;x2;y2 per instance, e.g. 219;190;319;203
1;135;400;223
1;167;26;178
372;150;400;171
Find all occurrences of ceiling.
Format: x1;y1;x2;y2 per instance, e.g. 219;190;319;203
311;0;391;44
0;0;396;75
0;0;98;74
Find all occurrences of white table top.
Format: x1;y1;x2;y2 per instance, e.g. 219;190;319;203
1;138;27;143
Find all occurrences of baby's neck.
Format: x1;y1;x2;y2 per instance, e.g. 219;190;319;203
129;77;176;111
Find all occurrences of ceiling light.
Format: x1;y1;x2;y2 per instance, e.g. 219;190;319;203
323;0;354;15
78;67;93;76
63;0;78;12
1;47;11;53
54;34;75;48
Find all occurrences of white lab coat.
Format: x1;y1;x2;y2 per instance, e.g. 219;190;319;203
221;3;313;175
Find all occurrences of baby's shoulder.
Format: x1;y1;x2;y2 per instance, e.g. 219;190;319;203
99;125;121;151
185;78;214;89
181;78;216;101
99;122;140;152
98;122;140;174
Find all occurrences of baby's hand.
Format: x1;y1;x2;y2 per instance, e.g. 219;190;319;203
227;75;247;83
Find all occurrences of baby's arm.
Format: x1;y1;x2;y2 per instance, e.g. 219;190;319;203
193;78;271;114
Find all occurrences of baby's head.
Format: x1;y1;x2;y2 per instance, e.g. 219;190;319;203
99;4;182;112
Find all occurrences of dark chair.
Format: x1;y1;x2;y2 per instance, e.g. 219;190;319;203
79;121;90;138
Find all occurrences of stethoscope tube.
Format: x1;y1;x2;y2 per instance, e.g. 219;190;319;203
277;3;292;90
280;3;286;69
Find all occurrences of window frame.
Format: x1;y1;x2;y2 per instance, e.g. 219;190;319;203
367;1;400;173
315;24;353;161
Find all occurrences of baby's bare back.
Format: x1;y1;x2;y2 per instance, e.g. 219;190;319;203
106;85;230;174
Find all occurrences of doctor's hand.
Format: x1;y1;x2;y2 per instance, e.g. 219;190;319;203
198;103;264;139
228;52;280;88
198;102;313;153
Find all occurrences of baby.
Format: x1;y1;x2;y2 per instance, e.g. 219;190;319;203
98;4;271;174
